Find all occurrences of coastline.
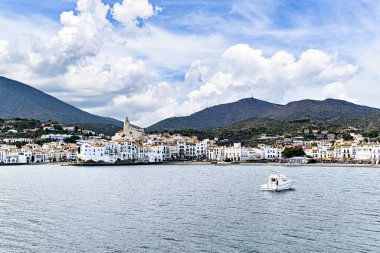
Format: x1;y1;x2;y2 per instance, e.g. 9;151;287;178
243;163;379;168
158;161;380;168
1;161;379;168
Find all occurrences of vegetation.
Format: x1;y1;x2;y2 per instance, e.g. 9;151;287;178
282;147;306;158
0;117;121;137
147;112;380;146
362;131;379;138
11;119;41;130
64;136;81;143
343;133;354;141
147;96;380;132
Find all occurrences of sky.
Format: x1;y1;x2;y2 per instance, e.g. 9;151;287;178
0;0;379;126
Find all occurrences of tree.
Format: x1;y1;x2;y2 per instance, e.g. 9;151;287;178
64;136;80;143
343;133;353;141
53;124;64;131
362;131;379;138
282;147;305;158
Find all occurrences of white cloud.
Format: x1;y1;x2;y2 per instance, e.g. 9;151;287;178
87;82;179;126
182;44;358;111
121;25;227;70
112;0;160;30
44;55;148;98
184;60;209;88
0;0;112;79
323;82;359;104
42;0;111;75
0;40;9;62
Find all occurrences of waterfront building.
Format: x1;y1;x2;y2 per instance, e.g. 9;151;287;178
143;144;165;162
263;147;283;160
241;147;264;161
78;142;106;162
224;143;242;162
304;146;319;158
355;143;374;161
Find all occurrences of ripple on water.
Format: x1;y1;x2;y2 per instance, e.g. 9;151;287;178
0;165;379;252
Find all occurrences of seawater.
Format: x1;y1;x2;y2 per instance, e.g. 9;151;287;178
0;164;379;253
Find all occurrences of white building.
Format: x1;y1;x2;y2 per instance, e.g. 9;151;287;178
78;142;113;163
263;147;283;160
41;134;73;141
241;147;264;161
355;143;374;161
143;145;165;162
304;146;319;158
223;143;242;162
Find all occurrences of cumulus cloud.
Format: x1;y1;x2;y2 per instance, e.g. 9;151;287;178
323;82;359;104
184;44;358;111
69;56;145;92
184;60;209;88
40;0;111;75
112;0;160;30
1;0;112;77
0;0;163;80
87;82;179;126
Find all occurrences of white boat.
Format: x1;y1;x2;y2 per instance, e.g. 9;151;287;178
261;173;295;192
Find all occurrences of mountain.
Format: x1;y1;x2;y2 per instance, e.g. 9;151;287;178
0;76;122;128
265;99;380;120
147;97;380;132
147;98;280;131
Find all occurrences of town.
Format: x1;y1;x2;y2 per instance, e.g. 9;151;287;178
1;117;380;165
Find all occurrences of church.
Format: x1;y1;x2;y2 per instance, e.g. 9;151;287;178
112;117;145;141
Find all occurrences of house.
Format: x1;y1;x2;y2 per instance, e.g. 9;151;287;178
304;146;319;158
143;144;165;162
63;126;76;132
263;146;283;160
355;143;373;161
82;130;96;136
341;142;354;160
224;143;242;162
242;147;264;161
78;142;110;163
41;134;73;141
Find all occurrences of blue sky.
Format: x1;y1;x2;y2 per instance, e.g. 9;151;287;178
1;0;372;52
0;0;374;57
0;0;379;126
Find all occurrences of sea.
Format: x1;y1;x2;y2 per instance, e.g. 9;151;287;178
0;164;379;253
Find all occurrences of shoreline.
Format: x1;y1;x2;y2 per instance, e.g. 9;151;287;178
165;162;379;168
1;161;379;168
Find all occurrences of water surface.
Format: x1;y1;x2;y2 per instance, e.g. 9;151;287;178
0;165;379;252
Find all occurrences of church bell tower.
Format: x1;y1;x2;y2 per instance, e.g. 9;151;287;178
123;117;130;131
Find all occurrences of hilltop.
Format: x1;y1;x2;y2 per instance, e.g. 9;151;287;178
147;97;380;132
0;77;122;132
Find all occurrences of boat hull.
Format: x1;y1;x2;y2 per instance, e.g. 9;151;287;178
261;181;294;192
